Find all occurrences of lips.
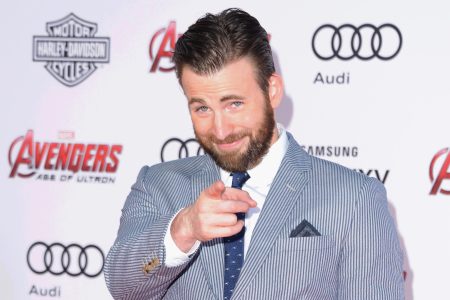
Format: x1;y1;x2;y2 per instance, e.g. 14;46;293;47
215;137;245;151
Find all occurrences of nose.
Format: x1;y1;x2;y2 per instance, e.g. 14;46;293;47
212;112;232;140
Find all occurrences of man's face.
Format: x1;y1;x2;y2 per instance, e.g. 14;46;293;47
181;57;279;172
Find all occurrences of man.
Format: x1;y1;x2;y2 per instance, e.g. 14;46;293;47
105;8;404;299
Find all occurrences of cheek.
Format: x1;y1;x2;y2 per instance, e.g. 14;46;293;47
240;112;263;129
228;111;254;126
191;117;212;135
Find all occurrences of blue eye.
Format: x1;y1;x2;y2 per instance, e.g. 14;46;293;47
231;101;243;107
196;106;209;112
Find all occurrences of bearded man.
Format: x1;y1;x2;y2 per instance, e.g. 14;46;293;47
105;8;404;300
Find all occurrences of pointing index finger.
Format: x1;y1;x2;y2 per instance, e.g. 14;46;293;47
222;187;257;207
205;180;226;199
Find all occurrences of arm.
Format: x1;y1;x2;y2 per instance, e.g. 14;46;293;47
104;166;256;299
104;166;189;300
337;177;404;299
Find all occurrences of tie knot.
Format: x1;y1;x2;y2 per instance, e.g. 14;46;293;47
231;172;250;189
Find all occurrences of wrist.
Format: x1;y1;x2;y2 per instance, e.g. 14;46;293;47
170;207;197;253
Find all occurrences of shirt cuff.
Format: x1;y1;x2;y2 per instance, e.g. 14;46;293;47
164;209;201;267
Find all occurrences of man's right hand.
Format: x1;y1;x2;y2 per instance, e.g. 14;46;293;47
170;180;257;253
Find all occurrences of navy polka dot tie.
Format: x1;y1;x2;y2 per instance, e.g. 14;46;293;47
223;172;250;300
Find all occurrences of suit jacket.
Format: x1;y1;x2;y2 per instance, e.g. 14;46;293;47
104;133;404;299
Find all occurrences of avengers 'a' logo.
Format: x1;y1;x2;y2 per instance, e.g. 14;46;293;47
312;24;402;61
9;134;35;178
160;138;203;162
149;21;182;72
430;148;450;195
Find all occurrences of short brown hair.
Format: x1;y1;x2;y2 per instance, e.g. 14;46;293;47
173;8;275;94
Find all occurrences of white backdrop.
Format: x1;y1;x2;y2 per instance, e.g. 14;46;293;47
1;0;449;299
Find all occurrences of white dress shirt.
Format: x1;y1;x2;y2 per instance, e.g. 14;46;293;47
164;124;289;267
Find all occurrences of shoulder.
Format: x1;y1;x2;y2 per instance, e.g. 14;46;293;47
310;154;365;181
126;155;216;209
311;154;384;190
137;155;214;182
287;133;383;192
290;142;388;220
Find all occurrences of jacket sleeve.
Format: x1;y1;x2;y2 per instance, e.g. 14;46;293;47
337;177;405;299
104;166;192;300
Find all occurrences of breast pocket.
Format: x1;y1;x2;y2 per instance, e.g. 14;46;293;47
263;235;338;297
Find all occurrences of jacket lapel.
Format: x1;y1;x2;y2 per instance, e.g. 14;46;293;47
190;156;224;300
232;135;312;299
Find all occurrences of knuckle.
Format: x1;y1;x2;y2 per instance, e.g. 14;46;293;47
234;202;247;212
224;214;237;225
230;214;238;224
224;201;235;211
227;202;240;212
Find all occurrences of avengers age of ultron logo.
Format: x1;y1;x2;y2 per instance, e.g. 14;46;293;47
429;148;450;195
8;130;122;184
33;13;110;86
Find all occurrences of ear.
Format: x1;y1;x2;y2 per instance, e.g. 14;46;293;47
267;73;283;109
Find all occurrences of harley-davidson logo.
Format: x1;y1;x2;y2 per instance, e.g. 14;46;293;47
32;13;110;86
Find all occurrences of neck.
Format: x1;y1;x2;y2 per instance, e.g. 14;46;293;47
269;125;280;146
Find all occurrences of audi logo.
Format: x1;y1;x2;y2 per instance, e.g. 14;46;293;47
160;138;204;162
312;24;402;60
27;242;104;277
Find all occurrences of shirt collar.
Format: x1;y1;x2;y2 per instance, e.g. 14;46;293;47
220;123;289;188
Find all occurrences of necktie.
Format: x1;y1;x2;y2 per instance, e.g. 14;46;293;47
223;172;250;300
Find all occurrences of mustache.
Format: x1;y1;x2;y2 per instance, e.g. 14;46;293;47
208;130;251;144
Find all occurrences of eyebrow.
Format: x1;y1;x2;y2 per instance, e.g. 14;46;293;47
188;98;206;106
188;95;245;106
220;94;245;102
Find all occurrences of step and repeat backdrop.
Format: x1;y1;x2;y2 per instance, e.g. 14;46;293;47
1;0;448;299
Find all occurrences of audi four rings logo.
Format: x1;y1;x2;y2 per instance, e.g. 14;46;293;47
27;242;104;277
312;24;402;60
161;138;203;162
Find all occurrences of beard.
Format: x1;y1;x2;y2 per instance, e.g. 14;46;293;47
195;101;275;173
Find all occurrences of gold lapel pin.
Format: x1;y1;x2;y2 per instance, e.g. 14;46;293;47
142;257;160;275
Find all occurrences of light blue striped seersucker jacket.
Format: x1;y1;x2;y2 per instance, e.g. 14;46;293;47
104;133;404;299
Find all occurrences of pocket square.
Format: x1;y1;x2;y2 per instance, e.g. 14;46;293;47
289;219;321;237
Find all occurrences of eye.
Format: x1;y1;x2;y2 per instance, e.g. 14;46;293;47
230;101;243;108
195;105;209;113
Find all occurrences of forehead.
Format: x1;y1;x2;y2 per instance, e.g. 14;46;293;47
180;57;259;98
